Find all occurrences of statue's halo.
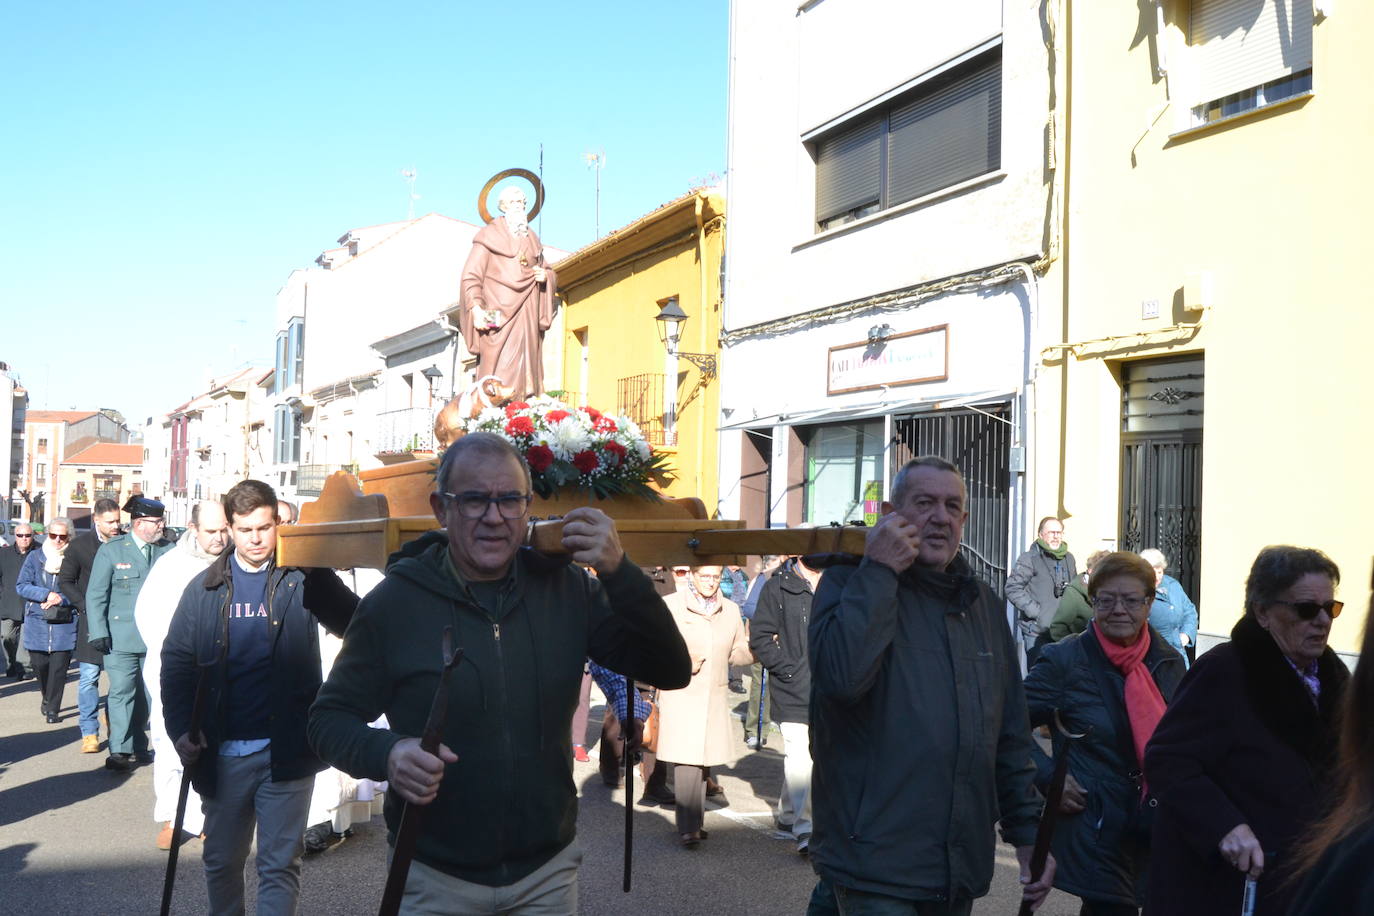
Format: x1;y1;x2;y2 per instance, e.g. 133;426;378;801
478;168;545;224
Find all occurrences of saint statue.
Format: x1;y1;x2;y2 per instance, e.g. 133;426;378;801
457;186;558;401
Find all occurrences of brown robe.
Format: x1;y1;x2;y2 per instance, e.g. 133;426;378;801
458;219;558;400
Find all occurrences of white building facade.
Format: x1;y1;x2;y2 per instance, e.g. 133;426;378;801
721;0;1060;593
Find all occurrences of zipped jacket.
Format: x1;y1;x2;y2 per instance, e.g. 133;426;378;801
808;554;1041;903
748;560;814;724
18;549;78;653
160;550;357;798
307;532;691;888
1024;624;1185;906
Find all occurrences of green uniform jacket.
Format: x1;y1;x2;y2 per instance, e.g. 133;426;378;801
85;533;174;653
308;532;691;887
1047;579;1092;641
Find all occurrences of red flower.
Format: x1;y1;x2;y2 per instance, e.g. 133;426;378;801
504;400;530;419
504;416;535;437
572;450;600;474
525;444;554;473
545;409;570;423
580;406;603;421
593;416;618;433
603;441;627;465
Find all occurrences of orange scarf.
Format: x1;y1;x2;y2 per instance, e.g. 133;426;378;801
1092;622;1167;780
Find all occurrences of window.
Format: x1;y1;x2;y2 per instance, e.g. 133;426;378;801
1189;0;1313;126
813;49;1001;231
37;437;47;450
802;421;886;524
273;331;288;395
273;404;302;465
287;317;305;389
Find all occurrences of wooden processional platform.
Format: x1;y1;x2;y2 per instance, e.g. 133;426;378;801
276;459;868;570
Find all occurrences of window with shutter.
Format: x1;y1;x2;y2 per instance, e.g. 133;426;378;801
811;48;1001;232
1189;0;1313;125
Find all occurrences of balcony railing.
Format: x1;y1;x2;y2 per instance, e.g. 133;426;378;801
375;407;438;457
616;373;675;447
296;463;358;497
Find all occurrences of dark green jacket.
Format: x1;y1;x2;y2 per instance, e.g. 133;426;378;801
86;532;174;652
808;555;1041;902
1047;579;1092;641
1024;624;1185;906
307;533;691;887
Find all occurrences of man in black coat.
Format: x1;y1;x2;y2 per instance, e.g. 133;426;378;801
0;522;40;679
749;555;820;855
58;497;121;753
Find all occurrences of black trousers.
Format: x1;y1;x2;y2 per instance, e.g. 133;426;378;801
30;649;72;716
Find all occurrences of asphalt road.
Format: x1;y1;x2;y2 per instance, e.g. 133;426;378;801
1;669;1081;915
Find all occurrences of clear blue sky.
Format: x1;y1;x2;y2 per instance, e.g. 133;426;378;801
1;1;727;427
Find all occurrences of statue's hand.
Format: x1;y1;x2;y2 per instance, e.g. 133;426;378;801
533;266;546;283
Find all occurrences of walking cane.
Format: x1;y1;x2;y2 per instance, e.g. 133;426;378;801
378;628;463;916
623;674;634;892
756;668;768;748
160;660;215;916
1240;875;1258;916
1016;709;1088;916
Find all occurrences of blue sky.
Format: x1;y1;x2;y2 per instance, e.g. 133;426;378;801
1;1;727;427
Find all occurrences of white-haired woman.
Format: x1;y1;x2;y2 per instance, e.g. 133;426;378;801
1139;549;1197;667
17;516;77;723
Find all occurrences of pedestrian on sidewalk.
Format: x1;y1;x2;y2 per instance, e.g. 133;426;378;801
750;554;820;855
1007;516;1078;668
657;565;754;848
590;658;674;807
18;517;77;723
0;521;40;680
133;500;229;850
741;554;783;750
58;497;121;753
86;495;174;771
162;479;357;916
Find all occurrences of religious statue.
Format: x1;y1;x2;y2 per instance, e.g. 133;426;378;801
457;185;558;401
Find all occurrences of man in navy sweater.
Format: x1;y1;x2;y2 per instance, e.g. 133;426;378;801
162;479;356;916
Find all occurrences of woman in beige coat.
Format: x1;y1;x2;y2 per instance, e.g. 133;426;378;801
656;565;754;847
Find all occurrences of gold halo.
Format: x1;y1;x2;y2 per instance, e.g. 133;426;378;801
478;168;544;224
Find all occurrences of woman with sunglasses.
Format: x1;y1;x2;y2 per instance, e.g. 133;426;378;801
16;516;78;723
1144;546;1350;915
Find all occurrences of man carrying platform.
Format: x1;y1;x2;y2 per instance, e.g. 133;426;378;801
308;432;691;913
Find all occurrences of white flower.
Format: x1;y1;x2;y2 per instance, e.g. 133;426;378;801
545;417;591;461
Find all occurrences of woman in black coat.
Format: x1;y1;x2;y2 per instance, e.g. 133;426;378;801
1026;552;1186;916
1144;546;1349;916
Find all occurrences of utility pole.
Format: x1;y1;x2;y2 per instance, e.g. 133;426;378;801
402;167;419;220
583;150;605;238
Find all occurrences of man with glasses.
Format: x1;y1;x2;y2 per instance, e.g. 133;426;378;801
0;522;41;680
310;431;691;913
60;497;123;752
86;495;175;771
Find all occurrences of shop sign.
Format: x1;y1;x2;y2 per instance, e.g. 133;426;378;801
862;480;883;526
827;324;948;395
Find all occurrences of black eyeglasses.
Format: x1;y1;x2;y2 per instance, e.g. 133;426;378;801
1092;594;1150;612
14;533;33;538
48;533;70;542
440;491;531;520
1273;599;1343;620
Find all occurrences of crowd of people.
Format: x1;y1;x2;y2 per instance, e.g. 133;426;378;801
3;440;1372;915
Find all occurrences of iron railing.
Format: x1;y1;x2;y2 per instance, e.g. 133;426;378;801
616;373;674;447
296;463;358;497
375;407;438;455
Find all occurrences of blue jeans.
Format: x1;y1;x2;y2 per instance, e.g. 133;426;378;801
807;878;972;916
79;662;104;737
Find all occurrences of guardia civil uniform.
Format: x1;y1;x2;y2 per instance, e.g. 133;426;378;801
86;496;173;768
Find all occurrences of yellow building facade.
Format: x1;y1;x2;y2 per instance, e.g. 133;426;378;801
552;190;725;507
1046;1;1371;654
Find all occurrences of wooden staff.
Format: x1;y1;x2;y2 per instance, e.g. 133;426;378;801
160;660;215;916
1017;710;1088;916
379;628;463;916
623;674;634;892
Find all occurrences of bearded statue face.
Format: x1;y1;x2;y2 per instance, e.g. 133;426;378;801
498;187;529;235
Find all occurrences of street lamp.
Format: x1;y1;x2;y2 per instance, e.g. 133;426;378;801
654;297;717;378
421;364;443;401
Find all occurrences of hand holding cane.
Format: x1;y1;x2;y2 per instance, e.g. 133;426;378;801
160;661;215;916
378;628;463;916
1017;709;1088;916
623;674;635;892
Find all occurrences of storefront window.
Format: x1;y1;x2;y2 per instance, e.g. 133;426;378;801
803;420;885;525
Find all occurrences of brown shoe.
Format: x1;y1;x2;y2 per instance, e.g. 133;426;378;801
156;823;174;850
80;734;100;754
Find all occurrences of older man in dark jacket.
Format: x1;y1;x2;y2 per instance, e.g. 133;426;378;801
807;457;1052;915
750;555;820;854
162;479;357;916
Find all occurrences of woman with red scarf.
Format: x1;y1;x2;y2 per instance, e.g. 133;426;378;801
1025;552;1187;915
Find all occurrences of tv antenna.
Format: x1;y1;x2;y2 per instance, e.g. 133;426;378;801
583;149;605;238
401;167;420;220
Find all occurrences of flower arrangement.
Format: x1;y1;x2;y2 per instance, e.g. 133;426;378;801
460;395;673;500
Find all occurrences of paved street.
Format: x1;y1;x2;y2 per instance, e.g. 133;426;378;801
2;670;1079;914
